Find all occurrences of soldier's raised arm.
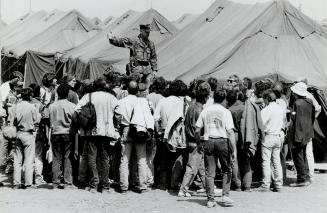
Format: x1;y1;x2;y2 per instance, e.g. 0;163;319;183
107;32;133;49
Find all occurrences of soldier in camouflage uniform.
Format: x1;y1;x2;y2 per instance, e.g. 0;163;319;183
107;24;158;86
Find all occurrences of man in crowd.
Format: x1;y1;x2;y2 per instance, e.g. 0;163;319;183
12;88;40;189
289;82;315;187
256;90;285;192
154;80;186;190
195;89;236;207
75;77;118;193
115;81;152;193
178;82;210;197
49;84;76;189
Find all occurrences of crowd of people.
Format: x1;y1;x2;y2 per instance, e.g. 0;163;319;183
0;70;321;208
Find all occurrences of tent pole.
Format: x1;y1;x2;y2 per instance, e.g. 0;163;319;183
0;40;2;85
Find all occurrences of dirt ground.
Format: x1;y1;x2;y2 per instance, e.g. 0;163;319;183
0;171;326;213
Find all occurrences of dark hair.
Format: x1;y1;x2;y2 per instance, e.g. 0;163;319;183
188;79;205;99
20;88;33;101
195;82;210;103
177;80;188;96
57;84;70;99
243;77;252;90
226;90;237;105
93;77;107;92
254;80;271;98
263;89;276;103
214;89;226;103
42;73;56;88
10;71;23;81
169;80;183;97
28;83;41;98
151;77;166;94
207;77;218;92
162;81;171;97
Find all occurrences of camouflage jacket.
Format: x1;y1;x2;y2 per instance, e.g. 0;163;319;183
109;35;158;72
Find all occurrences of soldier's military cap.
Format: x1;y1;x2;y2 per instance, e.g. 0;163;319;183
140;24;151;31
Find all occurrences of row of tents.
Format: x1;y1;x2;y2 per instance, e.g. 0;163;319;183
2;0;326;88
0;0;327;161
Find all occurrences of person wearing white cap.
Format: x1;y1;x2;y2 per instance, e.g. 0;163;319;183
296;78;321;183
288;82;315;187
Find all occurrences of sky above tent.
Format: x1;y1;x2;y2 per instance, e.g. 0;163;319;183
1;0;326;24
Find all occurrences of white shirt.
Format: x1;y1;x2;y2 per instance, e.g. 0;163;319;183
75;91;118;137
115;94;138;126
261;102;284;135
196;104;234;140
154;96;184;130
203;97;214;109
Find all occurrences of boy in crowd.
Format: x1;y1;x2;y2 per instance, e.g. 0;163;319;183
49;84;76;189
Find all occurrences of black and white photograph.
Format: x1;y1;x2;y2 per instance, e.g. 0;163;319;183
0;0;326;212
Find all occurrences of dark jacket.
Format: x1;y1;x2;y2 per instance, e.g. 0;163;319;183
289;98;315;147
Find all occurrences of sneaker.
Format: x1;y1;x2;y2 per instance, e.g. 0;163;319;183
244;188;252;192
196;188;206;193
65;184;78;190
178;190;192;197
207;201;217;208
221;196;234;207
119;188;128;194
89;187;97;193
255;186;269;192
24;185;37;189
235;188;242;192
273;187;282;192
214;188;222;196
35;179;47;186
12;184;25;189
289;181;310;187
57;184;65;189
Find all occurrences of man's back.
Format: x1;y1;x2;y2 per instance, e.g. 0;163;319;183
14;101;39;132
292;98;315;144
49;99;76;135
196;104;234;140
154;96;184;130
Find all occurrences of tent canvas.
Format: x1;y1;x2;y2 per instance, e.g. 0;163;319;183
1;10;66;55
157;0;327;89
172;13;199;30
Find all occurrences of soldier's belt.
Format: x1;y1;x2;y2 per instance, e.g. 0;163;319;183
132;60;150;67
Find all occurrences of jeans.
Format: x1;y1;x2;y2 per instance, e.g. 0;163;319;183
306;139;314;179
261;134;283;188
13;132;35;186
87;136;111;189
231;133;241;189
280;142;288;184
52;134;72;185
0;131;8;167
291;144;309;183
158;142;187;189
120;141;147;190
204;138;233;201
34;127;45;182
180;145;206;192
146;138;156;185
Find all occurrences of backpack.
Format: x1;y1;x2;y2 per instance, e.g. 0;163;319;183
166;97;188;150
167;117;186;150
77;93;97;130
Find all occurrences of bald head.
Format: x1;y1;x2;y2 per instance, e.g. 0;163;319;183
128;81;138;95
